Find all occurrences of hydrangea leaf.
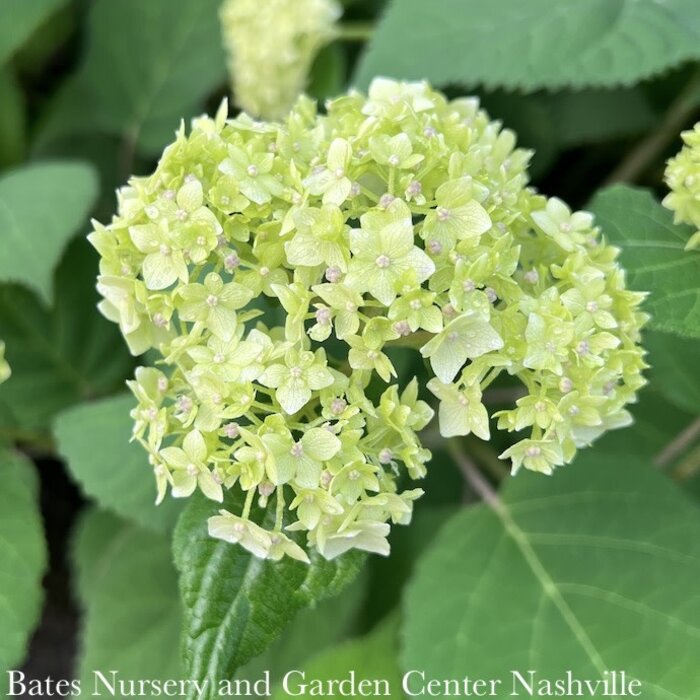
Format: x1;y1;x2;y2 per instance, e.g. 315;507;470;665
0;0;67;65
270;615;404;700
71;509;126;605
173;490;363;700
0;239;132;435
36;0;226;155
354;0;700;91
72;510;183;691
0;68;25;168
55;395;182;535
237;571;367;683
644;331;700;415
403;451;700;699
590;185;700;338
0;161;97;303
0;450;47;675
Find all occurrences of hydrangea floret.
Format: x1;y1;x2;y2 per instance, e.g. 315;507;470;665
90;79;647;563
663;122;700;250
220;0;341;120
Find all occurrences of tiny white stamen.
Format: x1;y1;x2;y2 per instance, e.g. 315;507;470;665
375;254;391;269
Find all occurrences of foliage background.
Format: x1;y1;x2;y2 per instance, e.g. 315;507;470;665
0;0;699;698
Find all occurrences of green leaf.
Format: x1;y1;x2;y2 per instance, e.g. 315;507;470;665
543;89;656;147
56;394;182;534
308;44;347;104
403;451;700;699
173;490;363;700
36;0;227;157
0;450;47;674
0;161;98;303
354;0;700;92
73;510;182;698
590;185;700;338
0;68;26;168
0;237;133;436
644;331;700;415
237;570;367;682
71;509;126;605
0;0;67;65
270;615;404;700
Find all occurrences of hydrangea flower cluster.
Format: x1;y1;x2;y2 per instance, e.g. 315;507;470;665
90;79;647;562
0;341;9;384
220;0;341;120
663;122;700;250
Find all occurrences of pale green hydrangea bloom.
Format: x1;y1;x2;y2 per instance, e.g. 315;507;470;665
663;122;700;250
220;0;341;120
91;79;647;562
0;341;10;384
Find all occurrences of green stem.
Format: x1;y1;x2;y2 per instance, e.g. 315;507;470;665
605;70;700;185
447;436;509;487
336;22;373;42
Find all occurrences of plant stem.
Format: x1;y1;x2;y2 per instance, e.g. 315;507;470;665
605;71;700;185
336;22;373;42
447;439;500;509
672;443;700;481
654;416;700;468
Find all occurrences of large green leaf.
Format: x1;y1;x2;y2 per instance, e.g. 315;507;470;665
270;615;404;700
0;0;67;65
403;451;700;699
644;331;700;415
73;510;182;698
354;0;700;91
0;450;47;674
173;490;363;699
590;185;700;339
36;0;227;157
237;571;367;683
55;394;182;534
0;68;25;168
0;238;132;436
0;161;98;303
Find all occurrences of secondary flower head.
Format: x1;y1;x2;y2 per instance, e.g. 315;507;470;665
663;122;700;250
91;79;646;562
220;0;341;120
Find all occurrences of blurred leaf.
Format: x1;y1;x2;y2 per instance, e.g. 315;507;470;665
0;68;25;168
544;89;656;146
173;490;363;700
0;238;132;436
308;44;346;103
403;450;700;699
73;511;182;697
644;331;700;415
55;394;182;534
364;505;455;625
595;390;695;462
71;509;125;605
238;570;367;681
590;185;700;338
270;615;404;700
36;0;227;157
355;0;700;92
0;450;47;674
0;161;98;303
0;0;67;65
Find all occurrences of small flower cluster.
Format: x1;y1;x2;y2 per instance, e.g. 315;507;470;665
0;341;9;383
220;0;341;121
663;122;700;250
91;79;646;561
